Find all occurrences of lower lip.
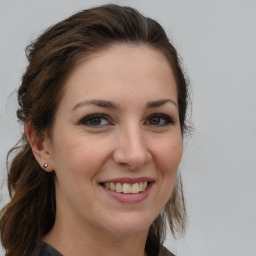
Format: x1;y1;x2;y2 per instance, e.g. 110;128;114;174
101;182;153;204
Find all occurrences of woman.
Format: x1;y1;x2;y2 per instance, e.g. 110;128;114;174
0;4;189;256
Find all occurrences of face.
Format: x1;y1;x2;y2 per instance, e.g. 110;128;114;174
46;44;183;237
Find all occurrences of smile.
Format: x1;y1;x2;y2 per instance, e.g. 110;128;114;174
99;177;154;203
102;181;148;194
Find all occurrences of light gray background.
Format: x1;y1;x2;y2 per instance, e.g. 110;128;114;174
0;0;255;255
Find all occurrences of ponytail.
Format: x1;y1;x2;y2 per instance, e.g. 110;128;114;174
0;139;55;255
1;4;189;255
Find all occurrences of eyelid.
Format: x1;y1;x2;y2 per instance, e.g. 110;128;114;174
78;112;175;128
78;113;112;126
145;113;175;126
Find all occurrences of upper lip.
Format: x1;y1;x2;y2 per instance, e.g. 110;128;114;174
99;177;155;184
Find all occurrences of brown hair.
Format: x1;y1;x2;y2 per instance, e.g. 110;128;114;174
0;4;189;256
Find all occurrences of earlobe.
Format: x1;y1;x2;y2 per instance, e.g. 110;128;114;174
25;123;54;172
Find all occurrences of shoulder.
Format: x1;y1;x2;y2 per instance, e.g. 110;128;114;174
158;245;176;256
33;241;62;256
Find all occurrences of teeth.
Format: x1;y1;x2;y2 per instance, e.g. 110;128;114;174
103;181;148;194
131;183;140;193
123;183;132;193
116;183;122;192
110;182;116;191
138;182;143;191
142;181;147;191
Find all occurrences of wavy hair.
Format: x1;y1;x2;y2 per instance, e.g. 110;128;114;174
0;4;189;256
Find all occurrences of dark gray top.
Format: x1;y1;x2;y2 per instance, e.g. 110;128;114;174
35;241;175;256
34;241;62;256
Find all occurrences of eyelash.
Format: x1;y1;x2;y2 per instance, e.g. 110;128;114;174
79;113;111;127
78;113;174;127
146;113;174;126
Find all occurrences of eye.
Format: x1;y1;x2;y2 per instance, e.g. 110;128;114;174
146;113;174;126
79;114;111;127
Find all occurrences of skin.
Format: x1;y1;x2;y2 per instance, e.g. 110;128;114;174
27;44;183;256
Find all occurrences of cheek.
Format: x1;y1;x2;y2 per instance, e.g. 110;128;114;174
52;137;107;204
155;136;183;171
52;134;111;180
148;135;183;215
152;135;183;195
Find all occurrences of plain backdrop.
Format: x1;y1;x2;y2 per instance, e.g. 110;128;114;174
0;0;255;255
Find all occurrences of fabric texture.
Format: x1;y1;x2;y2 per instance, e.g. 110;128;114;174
158;245;175;256
34;241;62;256
34;241;175;256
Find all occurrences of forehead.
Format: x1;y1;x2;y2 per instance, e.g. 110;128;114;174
59;44;177;108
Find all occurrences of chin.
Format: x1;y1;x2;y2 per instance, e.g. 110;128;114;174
102;211;156;237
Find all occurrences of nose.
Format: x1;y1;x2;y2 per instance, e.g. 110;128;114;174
112;125;152;170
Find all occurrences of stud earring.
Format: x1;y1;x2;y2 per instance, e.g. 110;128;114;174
43;163;48;168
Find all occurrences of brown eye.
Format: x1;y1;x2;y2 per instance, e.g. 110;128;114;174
89;117;102;125
149;116;161;125
146;114;174;126
79;114;111;127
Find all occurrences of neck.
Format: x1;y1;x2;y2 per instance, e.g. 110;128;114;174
43;215;148;256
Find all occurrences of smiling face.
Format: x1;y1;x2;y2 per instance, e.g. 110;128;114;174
46;44;183;238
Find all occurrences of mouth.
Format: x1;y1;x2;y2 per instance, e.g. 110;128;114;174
100;181;148;194
99;177;155;203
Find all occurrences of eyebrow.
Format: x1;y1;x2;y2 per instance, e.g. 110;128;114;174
146;99;177;108
72;98;177;112
72;99;118;112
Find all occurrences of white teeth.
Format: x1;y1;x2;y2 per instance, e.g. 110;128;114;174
138;182;143;191
115;183;122;192
110;182;116;191
131;183;140;193
123;183;132;193
103;181;148;194
142;181;147;191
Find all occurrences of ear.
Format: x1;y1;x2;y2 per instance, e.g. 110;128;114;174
25;122;54;172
